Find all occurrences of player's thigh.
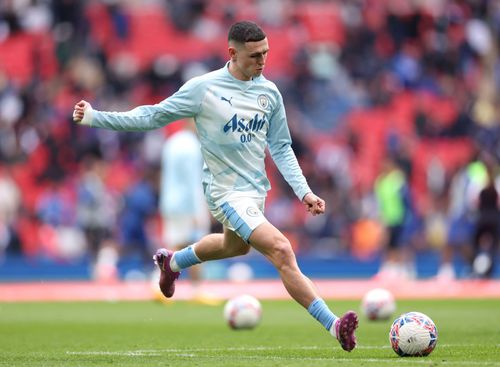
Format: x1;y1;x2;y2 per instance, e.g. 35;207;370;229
248;221;290;258
223;226;251;255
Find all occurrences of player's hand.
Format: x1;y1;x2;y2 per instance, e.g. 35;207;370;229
302;192;325;216
72;100;91;122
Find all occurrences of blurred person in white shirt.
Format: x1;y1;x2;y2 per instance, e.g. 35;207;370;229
157;119;213;303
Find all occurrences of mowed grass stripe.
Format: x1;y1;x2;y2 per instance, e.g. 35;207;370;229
0;299;498;367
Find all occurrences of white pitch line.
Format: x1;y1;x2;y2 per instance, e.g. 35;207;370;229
66;343;500;366
66;351;162;357
215;356;500;366
65;350;500;366
66;343;492;354
66;343;493;354
189;355;500;366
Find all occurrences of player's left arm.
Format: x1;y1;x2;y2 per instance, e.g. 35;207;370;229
267;93;325;215
302;192;325;216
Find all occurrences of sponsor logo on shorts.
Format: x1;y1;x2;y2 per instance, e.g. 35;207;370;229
246;206;260;217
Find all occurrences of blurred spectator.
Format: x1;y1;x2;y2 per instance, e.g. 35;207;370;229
472;155;499;278
0;166;21;258
374;155;416;279
76;154;119;281
118;165;159;275
36;181;74;228
36;180;86;260
164;0;206;32
437;152;488;280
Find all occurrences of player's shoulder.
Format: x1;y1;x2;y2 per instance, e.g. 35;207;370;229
253;76;283;109
186;67;226;85
257;74;279;90
255;75;281;97
179;68;226;97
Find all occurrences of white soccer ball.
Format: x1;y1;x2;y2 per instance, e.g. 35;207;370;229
389;311;438;356
223;294;262;330
361;288;396;320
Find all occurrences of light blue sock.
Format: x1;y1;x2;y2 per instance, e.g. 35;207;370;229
172;245;202;270
308;298;337;331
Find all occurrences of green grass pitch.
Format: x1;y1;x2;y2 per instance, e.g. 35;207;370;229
0;299;499;366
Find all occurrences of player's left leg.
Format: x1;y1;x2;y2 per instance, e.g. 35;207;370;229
249;221;358;351
194;228;251;261
154;229;250;298
169;229;251;270
154;249;180;298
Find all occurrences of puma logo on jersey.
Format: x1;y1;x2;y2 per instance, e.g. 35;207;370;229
220;96;233;106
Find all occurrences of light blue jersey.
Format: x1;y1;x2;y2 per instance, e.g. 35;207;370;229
81;63;311;206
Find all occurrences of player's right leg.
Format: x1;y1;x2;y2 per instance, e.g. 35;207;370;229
248;221;316;308
331;311;359;352
249;221;358;351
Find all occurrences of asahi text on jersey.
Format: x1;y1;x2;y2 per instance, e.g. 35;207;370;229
223;113;267;134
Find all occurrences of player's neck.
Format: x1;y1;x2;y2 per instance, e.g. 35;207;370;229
228;62;252;82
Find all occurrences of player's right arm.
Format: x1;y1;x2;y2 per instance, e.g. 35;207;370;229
72;100;91;123
72;78;205;131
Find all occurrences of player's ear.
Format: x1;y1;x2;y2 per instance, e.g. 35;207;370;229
228;45;237;62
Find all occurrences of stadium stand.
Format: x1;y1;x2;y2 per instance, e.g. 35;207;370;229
0;0;498;281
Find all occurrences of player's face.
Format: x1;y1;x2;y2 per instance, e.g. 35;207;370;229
229;38;269;81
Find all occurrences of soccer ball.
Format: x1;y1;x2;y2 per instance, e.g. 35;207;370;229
361;288;396;320
223;294;262;330
389;311;438;356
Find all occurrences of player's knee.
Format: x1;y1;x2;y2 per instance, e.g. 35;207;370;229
271;238;295;270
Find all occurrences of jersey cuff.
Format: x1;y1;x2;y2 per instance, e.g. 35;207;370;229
79;106;94;126
298;188;312;202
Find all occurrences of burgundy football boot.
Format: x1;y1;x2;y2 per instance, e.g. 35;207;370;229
153;249;180;298
332;310;359;352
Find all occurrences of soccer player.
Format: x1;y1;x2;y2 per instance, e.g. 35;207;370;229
72;20;358;351
158;119;215;303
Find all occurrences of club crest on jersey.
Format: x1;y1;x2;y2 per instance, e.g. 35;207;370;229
257;94;269;110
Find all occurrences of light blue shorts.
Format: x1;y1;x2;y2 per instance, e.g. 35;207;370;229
208;194;267;242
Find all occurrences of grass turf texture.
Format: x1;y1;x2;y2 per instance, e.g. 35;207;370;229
0;299;499;366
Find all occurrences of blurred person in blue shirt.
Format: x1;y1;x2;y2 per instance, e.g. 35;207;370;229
118;166;158;274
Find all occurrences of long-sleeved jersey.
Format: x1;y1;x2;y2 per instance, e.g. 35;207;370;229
80;63;311;206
